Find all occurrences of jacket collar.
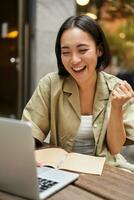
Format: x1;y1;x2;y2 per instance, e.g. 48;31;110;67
63;76;81;118
63;72;113;121
93;72;111;123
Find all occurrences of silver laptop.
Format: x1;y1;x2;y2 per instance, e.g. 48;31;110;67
0;117;79;200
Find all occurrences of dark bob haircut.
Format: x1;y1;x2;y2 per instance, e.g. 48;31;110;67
55;15;111;76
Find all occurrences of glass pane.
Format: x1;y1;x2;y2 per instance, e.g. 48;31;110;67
0;0;18;118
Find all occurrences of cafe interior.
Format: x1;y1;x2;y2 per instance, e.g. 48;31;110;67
0;0;134;163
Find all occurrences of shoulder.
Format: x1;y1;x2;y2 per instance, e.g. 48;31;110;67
38;72;68;94
100;71;121;90
101;71;120;82
40;72;64;83
38;72;66;87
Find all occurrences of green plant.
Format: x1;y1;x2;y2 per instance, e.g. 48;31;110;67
103;17;134;70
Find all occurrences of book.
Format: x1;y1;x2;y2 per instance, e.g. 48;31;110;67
35;148;106;175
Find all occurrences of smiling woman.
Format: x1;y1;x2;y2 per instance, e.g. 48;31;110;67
22;15;134;172
60;27;101;87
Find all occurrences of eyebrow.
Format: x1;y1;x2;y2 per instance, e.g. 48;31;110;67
61;44;89;49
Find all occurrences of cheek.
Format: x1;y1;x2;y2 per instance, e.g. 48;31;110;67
61;55;65;63
61;56;69;66
86;52;98;62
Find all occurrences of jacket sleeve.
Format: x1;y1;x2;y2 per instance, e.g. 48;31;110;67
22;75;51;143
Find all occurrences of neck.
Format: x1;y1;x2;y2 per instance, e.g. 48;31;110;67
78;72;97;115
78;72;97;92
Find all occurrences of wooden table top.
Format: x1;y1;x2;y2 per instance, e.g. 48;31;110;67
74;164;134;200
0;164;134;200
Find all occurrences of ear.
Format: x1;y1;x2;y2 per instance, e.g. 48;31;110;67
97;49;103;57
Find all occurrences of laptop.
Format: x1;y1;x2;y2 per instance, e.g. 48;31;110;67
0;117;79;200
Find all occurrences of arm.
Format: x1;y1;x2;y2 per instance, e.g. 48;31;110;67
22;75;51;144
106;81;134;155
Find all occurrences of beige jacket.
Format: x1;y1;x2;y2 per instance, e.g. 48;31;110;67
22;71;134;171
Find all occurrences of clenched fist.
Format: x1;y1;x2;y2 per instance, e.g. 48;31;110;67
111;80;134;109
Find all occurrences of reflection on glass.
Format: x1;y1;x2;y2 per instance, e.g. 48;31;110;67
0;0;18;118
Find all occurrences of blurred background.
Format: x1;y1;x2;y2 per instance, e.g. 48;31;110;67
0;0;134;162
0;0;134;119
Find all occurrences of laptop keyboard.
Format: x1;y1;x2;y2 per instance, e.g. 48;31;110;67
38;177;58;192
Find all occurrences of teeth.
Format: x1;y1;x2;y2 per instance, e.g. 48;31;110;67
72;66;85;71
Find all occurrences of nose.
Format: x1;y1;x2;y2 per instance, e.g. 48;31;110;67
70;53;81;65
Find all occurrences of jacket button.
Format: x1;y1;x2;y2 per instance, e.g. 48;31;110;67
93;124;97;128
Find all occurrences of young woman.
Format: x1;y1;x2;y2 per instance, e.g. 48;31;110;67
22;15;134;171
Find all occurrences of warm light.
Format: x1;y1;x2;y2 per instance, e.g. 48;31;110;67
119;32;126;39
126;41;134;47
10;57;16;63
76;0;90;6
86;12;97;20
7;30;18;39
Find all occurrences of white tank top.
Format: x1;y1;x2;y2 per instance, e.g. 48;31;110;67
72;115;95;155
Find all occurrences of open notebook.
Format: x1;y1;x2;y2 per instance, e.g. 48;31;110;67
0;117;79;200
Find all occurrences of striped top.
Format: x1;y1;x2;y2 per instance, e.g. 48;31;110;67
72;115;95;155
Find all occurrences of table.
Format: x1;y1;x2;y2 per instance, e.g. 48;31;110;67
0;164;134;200
75;164;134;200
48;164;134;200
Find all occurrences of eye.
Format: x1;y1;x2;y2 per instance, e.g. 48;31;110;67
61;51;70;56
79;49;88;54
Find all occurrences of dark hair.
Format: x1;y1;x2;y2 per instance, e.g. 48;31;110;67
55;15;111;76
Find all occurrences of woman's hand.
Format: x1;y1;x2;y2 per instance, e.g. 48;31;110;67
107;80;134;155
36;161;44;167
111;80;134;109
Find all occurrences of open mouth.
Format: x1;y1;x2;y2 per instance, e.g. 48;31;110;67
72;66;86;72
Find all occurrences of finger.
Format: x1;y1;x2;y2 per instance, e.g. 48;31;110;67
112;90;122;99
36;161;44;167
112;89;132;102
115;87;126;96
118;86;133;98
118;81;134;97
119;80;133;92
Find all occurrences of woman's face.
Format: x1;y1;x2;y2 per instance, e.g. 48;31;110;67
60;27;102;85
